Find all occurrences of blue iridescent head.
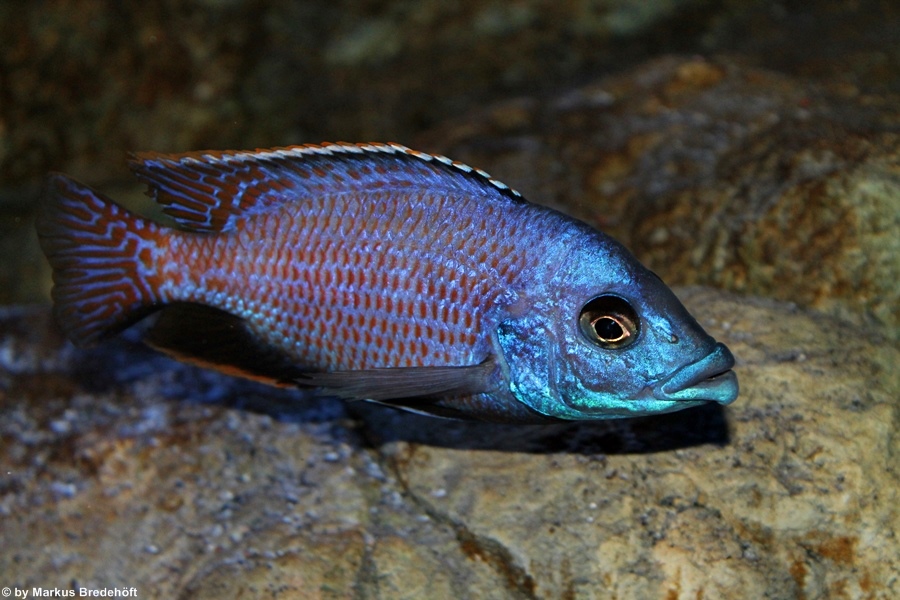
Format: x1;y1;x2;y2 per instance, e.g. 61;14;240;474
494;231;738;420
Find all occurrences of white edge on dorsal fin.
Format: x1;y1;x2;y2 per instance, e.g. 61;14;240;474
192;142;523;199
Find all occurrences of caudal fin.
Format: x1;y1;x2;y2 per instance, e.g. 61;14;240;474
36;174;166;345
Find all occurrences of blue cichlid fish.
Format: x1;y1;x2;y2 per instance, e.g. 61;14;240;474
36;142;738;422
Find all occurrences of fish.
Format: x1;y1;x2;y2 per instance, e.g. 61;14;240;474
35;142;738;423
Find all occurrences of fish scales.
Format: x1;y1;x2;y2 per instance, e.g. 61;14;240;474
36;142;738;422
158;190;558;372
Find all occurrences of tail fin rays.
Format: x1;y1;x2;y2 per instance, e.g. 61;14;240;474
36;174;165;345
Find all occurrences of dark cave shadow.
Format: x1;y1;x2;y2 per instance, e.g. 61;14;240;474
72;333;732;455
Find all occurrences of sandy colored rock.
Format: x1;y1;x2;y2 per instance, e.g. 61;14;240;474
417;56;900;338
1;288;897;598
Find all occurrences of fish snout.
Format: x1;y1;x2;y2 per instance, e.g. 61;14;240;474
657;343;738;405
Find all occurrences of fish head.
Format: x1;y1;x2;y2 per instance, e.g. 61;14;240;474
495;235;738;420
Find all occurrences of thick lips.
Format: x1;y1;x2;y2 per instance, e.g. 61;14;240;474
657;342;739;405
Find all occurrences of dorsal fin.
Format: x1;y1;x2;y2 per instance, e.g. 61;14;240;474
128;142;523;233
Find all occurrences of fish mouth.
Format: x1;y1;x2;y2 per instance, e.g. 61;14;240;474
656;343;739;405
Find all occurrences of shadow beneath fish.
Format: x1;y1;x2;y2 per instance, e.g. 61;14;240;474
349;402;731;456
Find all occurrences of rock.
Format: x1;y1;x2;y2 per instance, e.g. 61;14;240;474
1;289;897;598
416;56;900;338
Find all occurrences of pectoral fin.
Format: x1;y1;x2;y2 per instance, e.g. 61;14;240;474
297;358;497;401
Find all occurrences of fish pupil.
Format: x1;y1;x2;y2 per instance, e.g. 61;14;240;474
594;316;624;341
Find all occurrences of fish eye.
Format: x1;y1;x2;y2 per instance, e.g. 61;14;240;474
578;295;640;349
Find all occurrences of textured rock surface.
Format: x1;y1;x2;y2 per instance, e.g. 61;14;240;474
417;56;900;338
2;289;897;598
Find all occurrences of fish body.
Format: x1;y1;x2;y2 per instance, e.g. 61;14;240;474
36;142;738;422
